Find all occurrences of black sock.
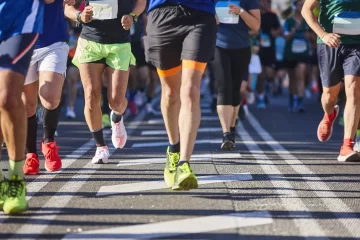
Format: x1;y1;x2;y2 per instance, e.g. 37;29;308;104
101;87;110;115
27;114;38;155
92;128;105;147
43;106;61;144
111;111;122;123
177;160;188;167
230;127;236;135
169;142;180;153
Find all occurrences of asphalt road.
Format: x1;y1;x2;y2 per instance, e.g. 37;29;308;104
0;86;359;240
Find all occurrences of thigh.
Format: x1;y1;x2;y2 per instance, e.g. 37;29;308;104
0;33;38;77
79;63;105;99
38;42;69;76
318;44;343;88
106;43;135;71
144;7;184;70
181;12;217;63
209;47;231;93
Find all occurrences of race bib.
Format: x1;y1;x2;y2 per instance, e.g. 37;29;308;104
291;39;307;53
215;1;240;24
89;0;118;20
333;11;360;35
260;33;271;47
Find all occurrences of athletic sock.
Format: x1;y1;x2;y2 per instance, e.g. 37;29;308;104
111;111;122;123
8;159;25;179
43;106;61;144
343;138;353;147
27;114;38;155
177;160;188;167
169;142;180;153
101;87;111;115
91;128;105;147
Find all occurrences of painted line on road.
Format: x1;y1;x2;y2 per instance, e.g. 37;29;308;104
141;127;222;136
247;111;360;238
236;121;328;237
63;211;272;239
13;97;161;238
148;116;218;124
132;139;222;148
97;172;252;196
117;152;241;166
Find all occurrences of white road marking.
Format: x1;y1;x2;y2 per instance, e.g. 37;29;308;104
236;121;328;237
141;127;222;136
148;116;218;124
63;211;272;239
97;172;252;196
247;112;360;237
132;139;222;148
14;97;160;237
117;152;241;166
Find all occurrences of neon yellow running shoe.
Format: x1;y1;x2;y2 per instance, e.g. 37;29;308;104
164;147;179;188
102;114;111;129
3;175;27;215
172;162;198;191
0;181;7;209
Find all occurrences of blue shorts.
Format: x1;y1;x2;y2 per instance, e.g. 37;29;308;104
0;33;38;76
318;44;360;88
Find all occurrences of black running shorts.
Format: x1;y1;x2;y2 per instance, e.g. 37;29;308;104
144;5;217;70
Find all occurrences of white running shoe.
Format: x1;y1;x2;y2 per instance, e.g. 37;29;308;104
247;92;255;105
145;103;154;114
92;146;110;164
111;111;127;149
354;134;360;152
66;107;76;119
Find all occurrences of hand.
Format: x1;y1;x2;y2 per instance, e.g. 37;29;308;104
322;33;341;48
64;0;75;6
121;15;134;31
228;3;241;15
81;6;93;23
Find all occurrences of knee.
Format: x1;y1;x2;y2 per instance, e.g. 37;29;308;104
108;95;127;112
322;90;338;106
24;101;37;117
0;92;22;111
181;83;200;104
162;85;180;105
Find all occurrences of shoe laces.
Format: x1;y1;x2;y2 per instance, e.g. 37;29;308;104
26;156;38;166
168;152;180;170
7;177;24;198
113;121;125;136
43;143;60;162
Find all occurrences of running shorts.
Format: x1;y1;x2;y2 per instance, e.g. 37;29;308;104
72;38;136;71
25;41;69;85
318;44;360;88
0;33;38;76
144;5;217;70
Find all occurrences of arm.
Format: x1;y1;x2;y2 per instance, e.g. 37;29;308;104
270;16;283;38
45;0;55;3
283;20;297;42
142;13;148;35
64;4;79;21
131;0;146;17
64;4;93;23
301;0;340;48
240;9;261;32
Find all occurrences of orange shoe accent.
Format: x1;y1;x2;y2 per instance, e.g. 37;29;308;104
41;141;62;172
182;60;207;73
157;66;181;77
317;105;339;142
23;153;40;175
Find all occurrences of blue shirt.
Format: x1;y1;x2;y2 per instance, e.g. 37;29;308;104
148;0;215;14
35;0;68;49
216;0;259;49
0;0;44;41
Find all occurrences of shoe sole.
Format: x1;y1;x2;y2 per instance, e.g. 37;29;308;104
221;141;234;151
3;203;28;215
45;164;62;172
337;152;360;162
164;168;176;188
317;105;339;142
172;174;198;191
24;170;40;175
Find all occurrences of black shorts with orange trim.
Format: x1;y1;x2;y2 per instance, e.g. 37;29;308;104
144;5;217;70
0;33;38;76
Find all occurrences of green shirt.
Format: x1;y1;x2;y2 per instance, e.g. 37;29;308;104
318;0;360;44
284;17;310;60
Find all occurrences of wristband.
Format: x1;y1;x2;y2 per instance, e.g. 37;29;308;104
320;32;327;39
76;11;82;23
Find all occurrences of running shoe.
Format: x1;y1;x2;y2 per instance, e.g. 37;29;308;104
3;175;27;215
42;141;62;172
230;128;236;146
0;181;7;209
172;162;198;190
164;147;180;188
102;114;111;128
338;144;360;162
297;101;305;113
257;99;266;109
354;130;360;152
145;103;154;114
221;132;234;150
23;153;40;175
111;111;127;149
92;146;110;164
247;92;255;105
66;107;76;119
317;105;339;142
